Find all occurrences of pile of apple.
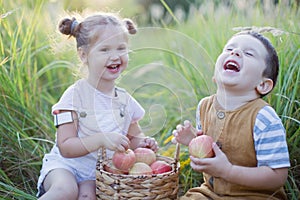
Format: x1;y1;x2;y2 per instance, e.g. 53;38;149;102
104;148;172;175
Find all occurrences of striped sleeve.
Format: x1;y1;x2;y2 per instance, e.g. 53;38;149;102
253;106;290;168
196;99;204;131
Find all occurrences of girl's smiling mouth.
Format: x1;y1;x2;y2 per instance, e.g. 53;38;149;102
107;64;120;73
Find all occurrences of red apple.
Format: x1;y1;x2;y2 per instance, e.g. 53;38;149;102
150;160;172;174
112;149;136;171
134;147;156;165
189;135;214;158
129;162;152;175
103;163;128;174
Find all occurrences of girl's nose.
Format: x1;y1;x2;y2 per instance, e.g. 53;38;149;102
109;53;120;61
230;49;241;57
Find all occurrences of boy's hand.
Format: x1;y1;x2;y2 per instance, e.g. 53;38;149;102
138;137;159;152
190;142;232;179
172;120;198;146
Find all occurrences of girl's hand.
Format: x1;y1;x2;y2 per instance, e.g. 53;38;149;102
172;120;199;146
190;142;232;179
102;132;130;152
138;137;159;152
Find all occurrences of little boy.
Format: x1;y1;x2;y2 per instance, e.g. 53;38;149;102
173;31;290;200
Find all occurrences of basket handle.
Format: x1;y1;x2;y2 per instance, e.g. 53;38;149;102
172;143;180;173
98;147;107;162
174;142;180;163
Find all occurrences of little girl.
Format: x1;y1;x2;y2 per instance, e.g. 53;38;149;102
37;12;158;200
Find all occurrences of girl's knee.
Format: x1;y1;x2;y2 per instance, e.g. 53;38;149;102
52;184;78;199
78;192;96;200
39;185;78;200
78;180;96;200
42;168;78;199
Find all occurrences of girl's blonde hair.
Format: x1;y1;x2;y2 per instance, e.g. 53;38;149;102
58;13;137;48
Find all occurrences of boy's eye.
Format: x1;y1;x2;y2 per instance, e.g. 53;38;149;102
244;51;253;56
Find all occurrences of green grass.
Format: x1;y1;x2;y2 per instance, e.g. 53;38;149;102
0;0;299;199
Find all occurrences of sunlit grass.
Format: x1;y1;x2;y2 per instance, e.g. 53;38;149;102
1;0;299;199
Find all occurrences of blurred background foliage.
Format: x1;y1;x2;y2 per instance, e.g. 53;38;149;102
0;0;299;199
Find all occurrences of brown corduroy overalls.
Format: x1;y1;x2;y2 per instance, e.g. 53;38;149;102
180;95;287;200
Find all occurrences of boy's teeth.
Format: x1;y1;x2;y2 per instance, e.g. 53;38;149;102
227;62;237;67
225;61;240;71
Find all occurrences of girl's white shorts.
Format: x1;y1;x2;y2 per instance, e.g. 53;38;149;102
36;151;96;197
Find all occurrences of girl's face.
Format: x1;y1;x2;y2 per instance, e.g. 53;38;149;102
214;34;269;95
82;25;129;87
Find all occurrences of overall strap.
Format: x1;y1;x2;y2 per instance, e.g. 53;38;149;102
115;87;128;117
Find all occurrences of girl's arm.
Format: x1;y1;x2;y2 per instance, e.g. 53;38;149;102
56;110;130;158
190;143;288;189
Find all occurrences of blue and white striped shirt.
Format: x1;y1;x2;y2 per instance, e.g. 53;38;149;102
196;104;290;169
253;106;290;168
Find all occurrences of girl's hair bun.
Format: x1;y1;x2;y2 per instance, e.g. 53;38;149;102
58;17;78;37
123;18;137;35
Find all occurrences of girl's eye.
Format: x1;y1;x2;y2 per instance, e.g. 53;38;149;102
118;46;127;51
100;48;109;52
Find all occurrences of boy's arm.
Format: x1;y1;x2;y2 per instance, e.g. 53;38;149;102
172;120;198;146
173;98;205;145
225;165;288;189
190;144;288;189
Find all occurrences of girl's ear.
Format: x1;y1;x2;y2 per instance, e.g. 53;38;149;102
256;78;273;95
78;47;88;64
212;76;216;83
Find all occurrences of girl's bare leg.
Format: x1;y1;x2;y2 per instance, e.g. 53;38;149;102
78;180;97;200
39;168;78;200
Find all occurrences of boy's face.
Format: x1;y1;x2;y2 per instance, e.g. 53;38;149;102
214;34;269;95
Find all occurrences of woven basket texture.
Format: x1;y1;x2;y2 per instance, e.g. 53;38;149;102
96;144;180;200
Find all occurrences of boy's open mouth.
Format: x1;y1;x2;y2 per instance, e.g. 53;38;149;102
224;60;240;72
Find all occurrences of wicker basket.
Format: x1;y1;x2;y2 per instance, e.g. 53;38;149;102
96;143;180;200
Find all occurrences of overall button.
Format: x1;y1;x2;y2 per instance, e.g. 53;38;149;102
80;111;87;118
217;111;225;119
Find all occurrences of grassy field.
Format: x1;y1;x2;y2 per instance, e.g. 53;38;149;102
0;0;299;199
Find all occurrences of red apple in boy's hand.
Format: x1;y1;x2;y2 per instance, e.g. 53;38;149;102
112;149;136;171
189;135;214;158
129;162;153;175
150;160;172;174
134;147;156;165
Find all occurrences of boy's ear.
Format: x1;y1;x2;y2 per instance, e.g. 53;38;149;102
256;78;273;95
78;47;88;64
